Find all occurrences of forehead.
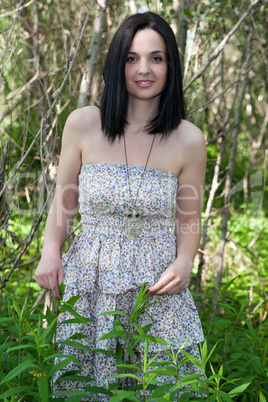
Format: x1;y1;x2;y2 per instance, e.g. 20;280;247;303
129;29;166;52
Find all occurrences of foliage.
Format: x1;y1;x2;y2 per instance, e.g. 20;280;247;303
0;283;267;401
0;0;267;400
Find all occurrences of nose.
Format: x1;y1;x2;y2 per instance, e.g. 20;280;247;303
138;58;150;75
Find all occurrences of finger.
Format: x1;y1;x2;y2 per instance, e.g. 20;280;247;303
150;272;174;293
48;275;60;300
58;268;64;287
154;279;179;295
35;274;49;290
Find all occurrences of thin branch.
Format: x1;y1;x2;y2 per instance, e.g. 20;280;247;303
188;46;268;114
0;0;34;18
0;0;21;10
0;0;95;200
183;0;260;92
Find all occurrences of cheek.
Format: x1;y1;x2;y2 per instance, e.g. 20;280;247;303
125;65;135;81
162;65;168;80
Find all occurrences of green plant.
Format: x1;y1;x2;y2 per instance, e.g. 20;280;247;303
0;282;267;401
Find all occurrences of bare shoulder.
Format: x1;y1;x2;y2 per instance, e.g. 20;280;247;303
63;106;100;138
177;120;205;145
58;106;100;173
176;120;207;164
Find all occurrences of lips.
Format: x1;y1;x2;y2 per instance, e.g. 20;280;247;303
135;80;154;87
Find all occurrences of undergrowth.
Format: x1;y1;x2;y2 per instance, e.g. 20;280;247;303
0;281;267;401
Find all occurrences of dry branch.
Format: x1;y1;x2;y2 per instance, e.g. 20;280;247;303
77;0;106;108
0;0;95;200
215;34;252;290
183;0;260;92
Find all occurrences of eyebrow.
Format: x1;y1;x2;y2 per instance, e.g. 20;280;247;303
128;50;166;55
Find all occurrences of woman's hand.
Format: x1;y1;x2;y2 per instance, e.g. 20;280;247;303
149;257;192;295
34;255;64;300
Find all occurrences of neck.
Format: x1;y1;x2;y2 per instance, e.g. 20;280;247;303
126;97;159;133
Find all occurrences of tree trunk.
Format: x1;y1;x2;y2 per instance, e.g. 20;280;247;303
195;136;225;293
172;0;191;71
77;0;107;108
215;33;252;290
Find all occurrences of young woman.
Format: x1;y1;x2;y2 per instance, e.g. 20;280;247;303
35;11;206;398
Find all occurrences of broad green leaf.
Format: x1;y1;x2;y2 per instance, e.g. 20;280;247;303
126;346;135;359
44;353;81;363
150;383;174;398
145;371;161;383
60;304;89;324
209;388;233;401
64;295;81;306
143;323;153;334
0;341;17;353
228;382;251;397
147;351;161;368
0;386;34;399
60;340;90;351
109;390;140;402
206;339;222;364
100;310;130;318
117;363;143;372
201;339;208;361
258;390;266;402
146;399;174;402
134;323;146;339
144;337;149;368
4;344;37;353
170;374;201;391
68;333;89;340
219;278;237;295
145;367;176;376
109;373;141;381
39;317;58;343
147;335;169;345
47;356;81;377
181;350;203;371
0;317;14;323
59;317;93;324
62;396;85;402
0;359;39;384
90;348;116;357
97;330;127;341
12;300;21;318
38;376;49;402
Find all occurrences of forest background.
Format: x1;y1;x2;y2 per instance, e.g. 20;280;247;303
0;0;267;400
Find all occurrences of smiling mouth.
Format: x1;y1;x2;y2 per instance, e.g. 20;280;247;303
136;80;153;84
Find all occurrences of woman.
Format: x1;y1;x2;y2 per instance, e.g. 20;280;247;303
35;11;206;398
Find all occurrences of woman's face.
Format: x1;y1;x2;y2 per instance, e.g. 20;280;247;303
125;29;167;102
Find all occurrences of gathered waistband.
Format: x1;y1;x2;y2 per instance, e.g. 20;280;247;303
80;214;174;237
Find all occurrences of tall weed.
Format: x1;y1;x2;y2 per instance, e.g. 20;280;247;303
0;281;267;401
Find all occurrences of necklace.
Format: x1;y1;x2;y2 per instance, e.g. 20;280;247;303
123;132;157;240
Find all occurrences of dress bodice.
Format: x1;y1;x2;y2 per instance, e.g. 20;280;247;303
78;163;178;237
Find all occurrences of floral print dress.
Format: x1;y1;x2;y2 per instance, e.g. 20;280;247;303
54;163;204;399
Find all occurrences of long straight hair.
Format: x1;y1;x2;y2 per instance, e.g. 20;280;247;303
100;12;186;143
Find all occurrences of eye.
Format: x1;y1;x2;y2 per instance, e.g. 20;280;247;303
126;56;137;63
152;56;163;63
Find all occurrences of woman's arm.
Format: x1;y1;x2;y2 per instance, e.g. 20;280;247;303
149;123;207;295
34;110;83;300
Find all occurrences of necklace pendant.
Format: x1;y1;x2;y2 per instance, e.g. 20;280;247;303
126;207;142;240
